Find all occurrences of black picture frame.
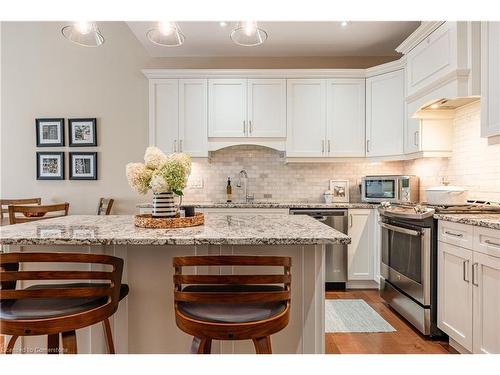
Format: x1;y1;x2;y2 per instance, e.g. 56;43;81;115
68;118;97;147
35;118;65;147
69;152;97;180
36;152;65;180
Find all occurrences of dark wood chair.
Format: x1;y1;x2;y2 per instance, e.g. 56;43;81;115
8;203;69;225
97;198;114;215
173;255;291;354
0;252;128;354
1;198;41;223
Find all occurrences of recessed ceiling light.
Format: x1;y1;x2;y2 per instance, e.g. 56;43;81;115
340;21;349;27
219;21;228;27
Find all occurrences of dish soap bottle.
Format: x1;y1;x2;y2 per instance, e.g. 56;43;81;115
226;177;232;203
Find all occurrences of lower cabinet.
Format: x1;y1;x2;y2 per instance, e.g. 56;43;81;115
347;209;374;281
437;242;473;351
437;223;500;354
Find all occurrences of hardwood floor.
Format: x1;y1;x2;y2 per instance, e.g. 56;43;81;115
325;289;457;354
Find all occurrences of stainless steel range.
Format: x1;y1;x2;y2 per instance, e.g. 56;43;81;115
378;201;500;337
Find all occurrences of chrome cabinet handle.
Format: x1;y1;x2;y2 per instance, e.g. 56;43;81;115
179;139;183;152
328;140;331;153
379;221;421;237
322;140;325;154
366;139;370;153
173;140;177;152
414;131;419;147
349;214;353;228
485;239;500;247
243;120;246;136
463;260;470;282
472;262;479;287
249;120;252;134
445;230;463;238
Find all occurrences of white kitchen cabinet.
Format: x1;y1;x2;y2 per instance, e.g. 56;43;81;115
208;79;286;139
247;79;286;138
472;251;500;354
326;79;366;157
149;79;208;157
481;22;500;138
347;209;374;281
208;79;247;137
286;79;327;157
437;241;474;351
366;70;405;157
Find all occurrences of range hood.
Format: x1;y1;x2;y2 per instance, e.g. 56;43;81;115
415;96;480;118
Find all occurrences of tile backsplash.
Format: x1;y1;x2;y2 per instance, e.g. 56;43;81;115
185;147;405;203
184;102;499;204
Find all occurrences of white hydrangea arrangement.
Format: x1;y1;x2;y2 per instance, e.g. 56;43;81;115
126;146;192;197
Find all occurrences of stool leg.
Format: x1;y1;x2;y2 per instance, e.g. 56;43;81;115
191;337;212;354
61;331;77;354
5;335;19;354
47;334;59;354
253;336;272;354
102;318;116;354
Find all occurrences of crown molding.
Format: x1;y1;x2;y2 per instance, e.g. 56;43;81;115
395;21;445;55
365;58;405;78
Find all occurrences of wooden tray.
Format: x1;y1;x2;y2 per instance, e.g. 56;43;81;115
134;213;204;229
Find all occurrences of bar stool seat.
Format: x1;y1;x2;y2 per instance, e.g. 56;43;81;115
0;283;129;320
178;285;286;324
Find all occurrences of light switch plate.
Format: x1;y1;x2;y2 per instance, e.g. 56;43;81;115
188;176;203;189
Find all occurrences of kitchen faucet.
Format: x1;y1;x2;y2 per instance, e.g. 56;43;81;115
236;169;254;203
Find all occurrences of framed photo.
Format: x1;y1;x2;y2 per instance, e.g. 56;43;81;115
36;152;65;180
69;152;97;180
68;118;97;146
329;179;350;203
36;118;65;147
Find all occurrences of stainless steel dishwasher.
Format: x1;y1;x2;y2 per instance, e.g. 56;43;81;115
290;208;348;290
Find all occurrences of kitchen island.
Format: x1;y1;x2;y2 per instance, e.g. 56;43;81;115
0;214;350;354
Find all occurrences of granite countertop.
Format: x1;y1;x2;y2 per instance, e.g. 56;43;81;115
137;201;377;209
434;213;500;230
0;214;351;246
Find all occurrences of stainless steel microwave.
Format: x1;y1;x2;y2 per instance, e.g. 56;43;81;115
361;175;419;203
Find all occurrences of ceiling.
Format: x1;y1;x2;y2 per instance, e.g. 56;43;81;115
127;21;421;58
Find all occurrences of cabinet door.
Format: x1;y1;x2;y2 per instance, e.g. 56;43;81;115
366;70;405;157
347;209;374;280
326;79;365;157
178;79;208;157
208;79;247;137
286;79;326;157
481;22;500;137
247;79;286;138
437;241;473;351
150;80;179;154
473;251;500;354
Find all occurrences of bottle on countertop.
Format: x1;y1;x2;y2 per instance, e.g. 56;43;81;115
226;177;232;203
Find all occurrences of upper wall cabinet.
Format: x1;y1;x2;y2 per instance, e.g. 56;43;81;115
326;79;366;157
208;78;286;138
149;79;208;157
286;78;365;158
366;69;405;157
405;22;460;98
286;79;326;157
481;22;500;138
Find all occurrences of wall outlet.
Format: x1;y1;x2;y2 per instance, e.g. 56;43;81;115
188;176;204;189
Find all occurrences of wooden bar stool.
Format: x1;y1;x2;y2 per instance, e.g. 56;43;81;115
173;255;291;354
0;252;128;354
97;198;114;215
8;203;69;225
0;198;41;224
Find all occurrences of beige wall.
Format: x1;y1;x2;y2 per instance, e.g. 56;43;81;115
1;22;150;214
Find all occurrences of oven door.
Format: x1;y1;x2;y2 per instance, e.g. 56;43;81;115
380;221;431;306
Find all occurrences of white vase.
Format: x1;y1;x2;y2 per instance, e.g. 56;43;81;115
152;191;177;218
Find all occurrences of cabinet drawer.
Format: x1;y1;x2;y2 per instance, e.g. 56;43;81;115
473;226;500;258
438;221;473;249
